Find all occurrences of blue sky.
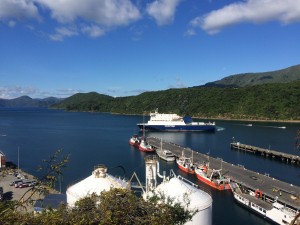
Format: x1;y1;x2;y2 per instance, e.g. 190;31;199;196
0;0;299;99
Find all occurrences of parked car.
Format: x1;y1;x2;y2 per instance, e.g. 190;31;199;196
9;179;22;186
14;180;24;188
28;180;37;187
18;183;29;188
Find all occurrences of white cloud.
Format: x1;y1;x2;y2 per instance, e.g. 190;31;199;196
0;85;81;99
56;88;81;97
146;0;182;25
49;26;79;41
127;89;149;95
0;85;38;99
49;24;106;41
8;20;16;27
168;77;186;88
184;28;196;37
0;0;141;39
81;25;105;38
0;0;40;21
37;0;141;26
198;0;300;34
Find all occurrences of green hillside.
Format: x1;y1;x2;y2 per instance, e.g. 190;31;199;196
202;64;300;88
58;92;115;111
54;81;300;121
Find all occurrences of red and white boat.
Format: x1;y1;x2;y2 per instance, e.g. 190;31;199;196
195;164;231;190
129;134;140;147
138;138;155;152
176;152;195;174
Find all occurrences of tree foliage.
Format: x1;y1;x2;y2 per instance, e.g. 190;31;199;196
0;189;195;225
54;81;300;120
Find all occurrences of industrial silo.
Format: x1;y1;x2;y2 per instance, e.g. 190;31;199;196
66;165;129;207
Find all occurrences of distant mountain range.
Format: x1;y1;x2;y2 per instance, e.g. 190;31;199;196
0;96;63;108
52;64;300;121
1;64;300;120
198;64;300;88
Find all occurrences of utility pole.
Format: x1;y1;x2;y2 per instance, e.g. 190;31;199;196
295;129;300;151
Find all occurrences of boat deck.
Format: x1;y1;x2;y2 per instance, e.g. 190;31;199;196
147;137;300;211
239;193;274;210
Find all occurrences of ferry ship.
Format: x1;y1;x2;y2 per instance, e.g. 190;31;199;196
137;109;215;132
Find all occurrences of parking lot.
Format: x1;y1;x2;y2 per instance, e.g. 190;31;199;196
0;169;54;212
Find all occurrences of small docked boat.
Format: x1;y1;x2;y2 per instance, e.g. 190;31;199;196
230;182;300;225
176;152;195;174
156;149;176;162
129;134;140;147
138;138;155;152
195;164;231;190
156;139;175;162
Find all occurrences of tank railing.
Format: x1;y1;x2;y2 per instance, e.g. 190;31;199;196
128;172;145;194
173;171;211;196
177;175;198;189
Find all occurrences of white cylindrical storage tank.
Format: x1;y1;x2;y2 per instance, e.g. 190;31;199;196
66;165;129;207
153;177;213;225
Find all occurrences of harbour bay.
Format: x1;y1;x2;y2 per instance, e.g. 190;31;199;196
0;108;299;225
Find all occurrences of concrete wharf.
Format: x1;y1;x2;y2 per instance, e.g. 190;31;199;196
230;142;300;165
147;137;300;211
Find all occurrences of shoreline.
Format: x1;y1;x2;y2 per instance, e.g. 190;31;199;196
195;117;300;124
52;108;300;124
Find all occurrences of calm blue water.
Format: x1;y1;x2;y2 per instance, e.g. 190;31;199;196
0;108;299;225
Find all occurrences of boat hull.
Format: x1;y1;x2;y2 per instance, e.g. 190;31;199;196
137;124;215;132
195;172;230;190
129;140;140;147
138;144;155;152
177;161;195;174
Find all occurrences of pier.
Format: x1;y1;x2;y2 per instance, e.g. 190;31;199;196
147;137;300;211
230;142;300;165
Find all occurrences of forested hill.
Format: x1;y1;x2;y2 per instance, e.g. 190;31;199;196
54;81;300;121
199;64;300;88
0;96;63;108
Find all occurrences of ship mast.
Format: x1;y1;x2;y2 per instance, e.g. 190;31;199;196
143;112;145;138
18;146;19;173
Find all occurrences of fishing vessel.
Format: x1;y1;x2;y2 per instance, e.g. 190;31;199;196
137;109;215;132
138;115;155;152
156;139;175;162
129;134;140;147
138;138;155;152
230;182;300;225
176;151;195;174
195;163;231;190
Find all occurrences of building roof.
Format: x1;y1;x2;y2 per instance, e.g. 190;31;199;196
34;194;66;212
